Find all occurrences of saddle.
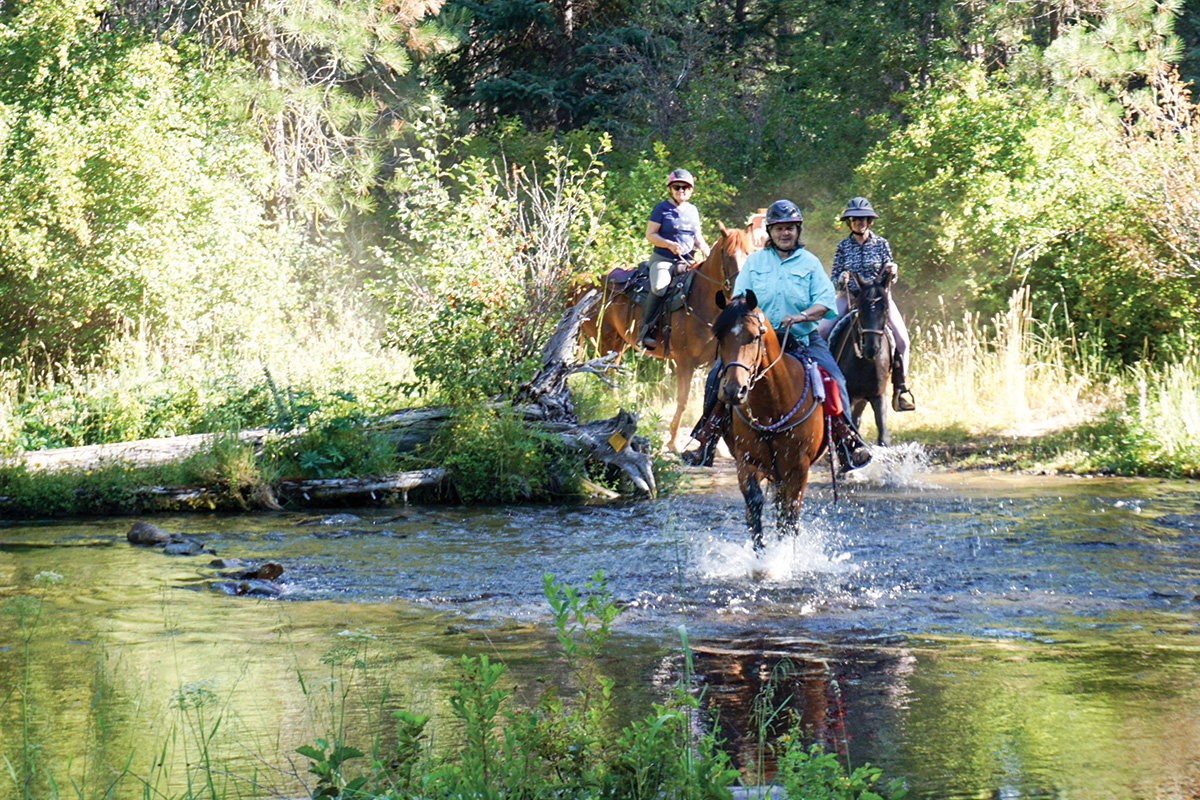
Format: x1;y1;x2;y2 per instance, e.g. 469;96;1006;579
602;261;698;354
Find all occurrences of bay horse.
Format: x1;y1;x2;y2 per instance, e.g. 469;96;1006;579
830;273;894;446
712;291;827;551
578;223;755;449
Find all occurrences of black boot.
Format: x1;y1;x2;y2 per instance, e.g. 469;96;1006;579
681;398;725;467
891;358;916;412
680;434;718;467
637;294;666;350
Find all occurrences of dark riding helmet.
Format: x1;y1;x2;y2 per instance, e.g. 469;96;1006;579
666;168;695;188
764;199;803;227
839;196;878;219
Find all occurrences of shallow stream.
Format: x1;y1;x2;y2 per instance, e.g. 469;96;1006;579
2;447;1200;799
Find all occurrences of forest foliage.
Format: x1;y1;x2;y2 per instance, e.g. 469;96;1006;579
2;0;1200;448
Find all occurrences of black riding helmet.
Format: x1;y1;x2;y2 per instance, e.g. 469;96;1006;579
839;197;878;219
764;199;803;226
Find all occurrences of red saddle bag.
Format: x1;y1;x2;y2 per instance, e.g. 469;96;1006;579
820;369;843;416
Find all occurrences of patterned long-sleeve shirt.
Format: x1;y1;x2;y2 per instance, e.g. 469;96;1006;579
830;233;895;290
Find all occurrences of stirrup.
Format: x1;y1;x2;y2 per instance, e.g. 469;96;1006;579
680;436;716;467
892;387;916;412
837;437;871;472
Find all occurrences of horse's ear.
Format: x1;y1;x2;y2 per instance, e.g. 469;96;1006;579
882;267;895;290
716;290;728;309
745;289;758;310
718;221;729;235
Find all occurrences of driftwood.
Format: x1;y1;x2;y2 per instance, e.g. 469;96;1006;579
513;289;655;496
135;469;448;512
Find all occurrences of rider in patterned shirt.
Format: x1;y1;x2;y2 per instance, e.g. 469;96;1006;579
820;197;916;412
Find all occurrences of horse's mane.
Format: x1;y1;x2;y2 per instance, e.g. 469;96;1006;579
712;296;751;341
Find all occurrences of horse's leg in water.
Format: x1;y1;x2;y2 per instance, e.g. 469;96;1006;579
668;358;695;450
738;468;766;551
870;395;889;446
775;459;810;537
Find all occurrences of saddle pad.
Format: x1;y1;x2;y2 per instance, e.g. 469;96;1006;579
604;266;639;285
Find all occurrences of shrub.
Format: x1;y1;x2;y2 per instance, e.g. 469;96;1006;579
426;406;580;503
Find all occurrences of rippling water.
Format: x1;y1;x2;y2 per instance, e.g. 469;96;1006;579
2;448;1200;799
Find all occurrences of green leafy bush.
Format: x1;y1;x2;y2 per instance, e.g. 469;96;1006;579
779;740;907;800
428;407;580;503
381;110;615;401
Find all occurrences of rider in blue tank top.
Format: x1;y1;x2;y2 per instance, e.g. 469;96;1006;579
649;199;702;261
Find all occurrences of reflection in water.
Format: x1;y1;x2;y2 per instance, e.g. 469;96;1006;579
2;465;1200;798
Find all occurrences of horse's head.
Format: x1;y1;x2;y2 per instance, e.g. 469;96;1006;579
712;290;776;407
704;222;755;293
847;272;892;360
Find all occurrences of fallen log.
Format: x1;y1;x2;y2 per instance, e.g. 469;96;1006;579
275;469;448;504
5;290;656;512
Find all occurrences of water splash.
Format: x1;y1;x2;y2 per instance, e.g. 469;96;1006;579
693;524;857;584
842;441;932;488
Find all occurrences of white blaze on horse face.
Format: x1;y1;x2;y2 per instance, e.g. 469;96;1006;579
731;321;744;336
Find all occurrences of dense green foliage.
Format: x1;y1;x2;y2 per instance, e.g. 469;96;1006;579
1;0;1200;484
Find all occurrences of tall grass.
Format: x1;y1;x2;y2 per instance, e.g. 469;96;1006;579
0;306;415;455
894;287;1114;439
876;287;1200;476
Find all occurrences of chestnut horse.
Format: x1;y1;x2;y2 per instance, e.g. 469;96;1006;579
578;223;756;449
712;291;827;551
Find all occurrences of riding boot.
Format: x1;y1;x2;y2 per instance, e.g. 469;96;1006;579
890;359;916;412
681;402;725;467
829;414;871;471
637;294;666;350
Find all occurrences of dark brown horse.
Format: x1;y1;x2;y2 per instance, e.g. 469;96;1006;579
830;273;894;445
712;291;827;551
578;223;755;449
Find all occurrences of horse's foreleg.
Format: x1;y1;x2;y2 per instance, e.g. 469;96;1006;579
850;398;867;433
738;470;765;552
870;396;888;446
777;461;811;536
668;360;695;451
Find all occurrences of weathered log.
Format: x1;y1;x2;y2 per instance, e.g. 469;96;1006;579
137;469;448;511
510;289;656;496
275;469;448;504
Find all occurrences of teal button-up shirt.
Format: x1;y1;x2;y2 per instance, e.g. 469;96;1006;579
731;246;838;338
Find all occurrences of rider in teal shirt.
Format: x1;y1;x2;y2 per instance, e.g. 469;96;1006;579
732;245;837;343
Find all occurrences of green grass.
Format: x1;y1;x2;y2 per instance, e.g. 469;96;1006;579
879;289;1200;477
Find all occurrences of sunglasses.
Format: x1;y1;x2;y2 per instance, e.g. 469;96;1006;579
848;216;873;222
670;184;693;191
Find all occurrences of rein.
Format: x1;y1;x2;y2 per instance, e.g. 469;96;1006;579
689;245;739;294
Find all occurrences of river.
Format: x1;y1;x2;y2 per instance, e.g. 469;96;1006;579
2;445;1199;799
